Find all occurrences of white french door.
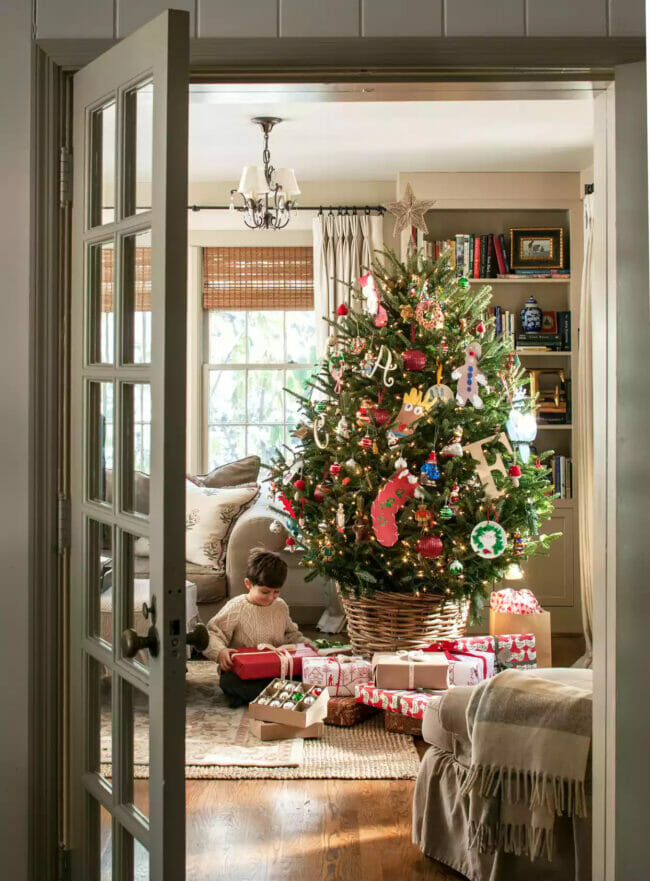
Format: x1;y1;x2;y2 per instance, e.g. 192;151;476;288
69;11;189;880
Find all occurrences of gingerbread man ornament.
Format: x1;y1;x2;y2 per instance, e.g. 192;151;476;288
451;342;488;409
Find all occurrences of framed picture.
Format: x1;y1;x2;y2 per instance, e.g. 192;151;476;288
509;227;565;270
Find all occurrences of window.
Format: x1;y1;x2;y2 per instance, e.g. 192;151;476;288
99;246;153;475
202;247;316;472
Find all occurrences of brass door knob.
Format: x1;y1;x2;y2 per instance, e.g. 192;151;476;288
186;623;209;653
121;625;159;658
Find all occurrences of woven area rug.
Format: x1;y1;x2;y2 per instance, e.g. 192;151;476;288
101;662;421;780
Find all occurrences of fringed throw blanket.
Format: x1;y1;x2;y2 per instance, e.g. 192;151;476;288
460;670;592;861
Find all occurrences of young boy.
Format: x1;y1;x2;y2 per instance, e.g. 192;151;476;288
204;547;306;707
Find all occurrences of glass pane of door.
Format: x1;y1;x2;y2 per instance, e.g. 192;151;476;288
70;12;189;881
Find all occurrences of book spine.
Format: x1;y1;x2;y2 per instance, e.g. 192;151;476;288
479;235;488;278
499;234;510;273
464;234;471;276
455;234;464;277
473;235;481;279
494;235;507;275
486;234;495;278
494;305;501;336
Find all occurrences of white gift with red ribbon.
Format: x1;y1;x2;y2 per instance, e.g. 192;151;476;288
302;654;373;696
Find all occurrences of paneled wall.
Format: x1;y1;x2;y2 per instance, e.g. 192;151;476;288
36;0;644;39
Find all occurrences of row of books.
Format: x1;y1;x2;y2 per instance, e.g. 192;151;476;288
423;234;570;279
548;455;573;499
425;234;510;278
486;306;516;346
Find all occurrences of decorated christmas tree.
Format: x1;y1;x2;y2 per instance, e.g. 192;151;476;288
269;251;558;624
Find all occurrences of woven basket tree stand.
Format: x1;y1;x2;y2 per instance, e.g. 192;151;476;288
337;586;470;658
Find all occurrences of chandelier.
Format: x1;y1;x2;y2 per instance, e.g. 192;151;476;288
230;117;300;230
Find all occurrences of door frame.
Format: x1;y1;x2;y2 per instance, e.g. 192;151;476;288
30;54;629;881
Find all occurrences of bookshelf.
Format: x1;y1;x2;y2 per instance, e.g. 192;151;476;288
397;172;582;632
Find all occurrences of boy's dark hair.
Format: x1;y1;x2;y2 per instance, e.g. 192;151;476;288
246;547;288;589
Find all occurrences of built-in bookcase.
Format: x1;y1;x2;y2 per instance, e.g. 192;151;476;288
398;173;582;632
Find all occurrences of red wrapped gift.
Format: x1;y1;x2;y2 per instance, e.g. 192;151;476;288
355;683;442;720
425;635;536;672
230;643;319;680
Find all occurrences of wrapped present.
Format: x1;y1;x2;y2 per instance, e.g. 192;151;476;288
426;642;496;682
355;683;442;720
384;711;422;736
302;654;373;696
324;696;378;727
490;589;551;667
372;650;449;690
426;634;537;671
231;643;319;680
490;588;541;614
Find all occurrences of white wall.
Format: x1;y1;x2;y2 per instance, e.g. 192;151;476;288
0;2;32;879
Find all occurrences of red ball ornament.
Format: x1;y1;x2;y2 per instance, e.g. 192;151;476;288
372;408;391;426
314;485;327;502
476;321;486;335
416;535;443;559
293;478;306;491
336;303;349;316
342;476;351;486
402;349;427;371
359;435;373;450
329;462;342;477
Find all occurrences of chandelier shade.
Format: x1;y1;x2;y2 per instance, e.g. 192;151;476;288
231;118;299;230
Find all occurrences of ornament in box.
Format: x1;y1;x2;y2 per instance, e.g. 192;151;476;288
452;342;488;409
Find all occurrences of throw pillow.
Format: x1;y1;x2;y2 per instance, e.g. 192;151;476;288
191;455;261;489
185;480;259;569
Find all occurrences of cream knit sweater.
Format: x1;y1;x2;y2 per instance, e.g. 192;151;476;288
204;594;304;661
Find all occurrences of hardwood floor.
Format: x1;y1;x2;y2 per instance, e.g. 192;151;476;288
179;778;460;881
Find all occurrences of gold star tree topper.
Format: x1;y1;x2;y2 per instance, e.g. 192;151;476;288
384;183;436;236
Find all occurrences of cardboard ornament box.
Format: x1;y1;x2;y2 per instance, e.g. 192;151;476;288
249;717;324;741
248;678;329;728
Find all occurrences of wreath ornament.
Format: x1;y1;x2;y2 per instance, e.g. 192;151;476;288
415;295;445;330
470;520;507;559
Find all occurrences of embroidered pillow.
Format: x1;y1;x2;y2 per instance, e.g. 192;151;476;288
184;479;259;569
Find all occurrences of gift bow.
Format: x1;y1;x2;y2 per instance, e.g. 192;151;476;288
425;640;491;680
490;588;542;614
395;649;427;688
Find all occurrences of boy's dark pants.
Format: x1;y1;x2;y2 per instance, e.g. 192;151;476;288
219;669;271;706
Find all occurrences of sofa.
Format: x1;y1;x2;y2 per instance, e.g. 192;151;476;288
413;668;592;881
123;455;329;627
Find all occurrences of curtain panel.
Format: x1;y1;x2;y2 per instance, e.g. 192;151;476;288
312;212;384;355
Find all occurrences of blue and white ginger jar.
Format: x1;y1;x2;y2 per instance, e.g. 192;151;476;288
520;296;542;333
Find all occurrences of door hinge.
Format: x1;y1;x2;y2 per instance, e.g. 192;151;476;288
57;844;72;881
59;147;72;207
57;495;71;554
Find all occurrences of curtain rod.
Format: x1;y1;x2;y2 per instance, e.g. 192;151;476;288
188;204;386;214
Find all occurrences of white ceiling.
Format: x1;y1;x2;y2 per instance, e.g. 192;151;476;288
188;95;594;183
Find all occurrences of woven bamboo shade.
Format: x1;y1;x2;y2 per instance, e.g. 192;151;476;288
202;247;313;311
100;247;151;312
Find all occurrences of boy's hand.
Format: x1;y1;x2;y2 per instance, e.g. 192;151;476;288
218;648;235;671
